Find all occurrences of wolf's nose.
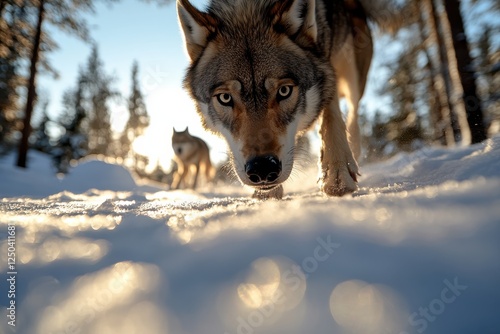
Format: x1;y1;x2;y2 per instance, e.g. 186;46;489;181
245;155;282;184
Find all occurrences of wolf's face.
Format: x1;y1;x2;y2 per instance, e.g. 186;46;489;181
178;0;333;191
172;128;196;161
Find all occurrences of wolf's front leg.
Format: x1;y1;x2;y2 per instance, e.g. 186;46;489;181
191;167;199;190
172;164;188;190
319;96;359;196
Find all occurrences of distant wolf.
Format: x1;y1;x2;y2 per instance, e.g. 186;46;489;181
177;0;400;198
171;127;214;189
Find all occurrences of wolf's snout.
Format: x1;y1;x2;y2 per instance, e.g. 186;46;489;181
245;155;282;185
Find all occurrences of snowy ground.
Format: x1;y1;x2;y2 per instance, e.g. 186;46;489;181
1;138;500;334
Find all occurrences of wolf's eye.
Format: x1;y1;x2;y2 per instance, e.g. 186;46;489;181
277;85;293;101
216;93;233;107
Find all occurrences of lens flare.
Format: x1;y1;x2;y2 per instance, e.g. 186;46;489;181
329;280;408;334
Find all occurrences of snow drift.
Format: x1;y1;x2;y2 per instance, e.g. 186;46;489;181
1;137;499;334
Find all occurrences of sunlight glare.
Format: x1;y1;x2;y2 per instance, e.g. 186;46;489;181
329;280;408;334
217;256;307;330
0;214;119;270
38;237;108;264
237;283;263;309
166;214;206;244
237;258;281;309
237;257;306;312
36;261;161;334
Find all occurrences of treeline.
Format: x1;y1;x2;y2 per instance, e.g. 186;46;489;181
3;40;151;174
1;0;499;172
0;0;98;167
361;0;499;161
42;46;150;174
0;0;163;176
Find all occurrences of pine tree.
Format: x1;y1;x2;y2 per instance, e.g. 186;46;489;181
17;0;46;168
382;42;427;152
14;0;94;168
0;0;31;153
120;61;150;162
82;45;118;156
53;71;88;173
31;98;53;153
360;109;390;162
475;24;500;132
52;46;119;173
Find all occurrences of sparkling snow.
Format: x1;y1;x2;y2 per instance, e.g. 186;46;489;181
1;137;500;334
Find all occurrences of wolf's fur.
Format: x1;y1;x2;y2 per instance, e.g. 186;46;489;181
171;128;214;189
177;0;398;198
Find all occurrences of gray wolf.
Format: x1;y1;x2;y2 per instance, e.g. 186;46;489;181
177;0;399;198
171;127;214;189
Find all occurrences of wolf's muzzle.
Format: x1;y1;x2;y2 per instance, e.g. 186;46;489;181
245;155;282;186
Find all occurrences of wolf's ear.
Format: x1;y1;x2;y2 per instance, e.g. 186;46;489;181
177;0;217;61
173;127;177;133
272;0;317;43
184;126;189;133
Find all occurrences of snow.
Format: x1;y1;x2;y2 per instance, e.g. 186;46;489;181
1;138;500;334
0;154;157;198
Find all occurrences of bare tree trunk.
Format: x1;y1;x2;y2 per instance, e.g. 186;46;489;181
16;0;45;168
422;0;457;146
442;0;487;144
429;0;464;142
439;0;470;143
418;1;454;146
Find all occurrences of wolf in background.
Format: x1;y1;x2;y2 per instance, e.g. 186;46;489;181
177;0;400;198
171;127;214;189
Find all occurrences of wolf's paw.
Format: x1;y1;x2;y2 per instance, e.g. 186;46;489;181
320;161;358;197
252;185;284;200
